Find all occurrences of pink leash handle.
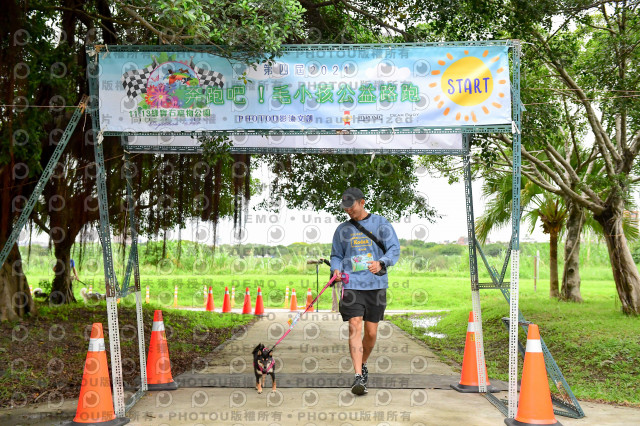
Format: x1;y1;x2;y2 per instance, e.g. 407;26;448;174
268;272;348;351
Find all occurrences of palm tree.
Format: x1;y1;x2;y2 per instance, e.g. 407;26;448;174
530;196;567;298
476;175;566;298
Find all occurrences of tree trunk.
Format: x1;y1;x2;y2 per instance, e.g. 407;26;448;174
50;242;77;305
549;230;560;298
595;208;640;315
0;243;34;321
561;201;584;302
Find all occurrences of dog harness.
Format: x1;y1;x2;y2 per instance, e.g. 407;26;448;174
257;359;275;374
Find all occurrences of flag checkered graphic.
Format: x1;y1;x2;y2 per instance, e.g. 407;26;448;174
194;66;224;88
121;64;155;99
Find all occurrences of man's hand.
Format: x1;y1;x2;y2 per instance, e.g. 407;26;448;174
366;261;383;274
332;269;343;285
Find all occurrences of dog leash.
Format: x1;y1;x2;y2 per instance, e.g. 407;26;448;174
266;272;349;352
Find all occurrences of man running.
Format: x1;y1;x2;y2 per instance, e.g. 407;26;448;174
330;187;400;395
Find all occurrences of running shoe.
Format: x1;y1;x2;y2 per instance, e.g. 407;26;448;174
351;374;367;395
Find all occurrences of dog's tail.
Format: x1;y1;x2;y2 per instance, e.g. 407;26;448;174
80;287;88;302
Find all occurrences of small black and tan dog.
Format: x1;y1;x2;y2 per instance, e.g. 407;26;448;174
252;343;276;394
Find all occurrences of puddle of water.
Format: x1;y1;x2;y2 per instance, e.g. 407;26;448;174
410;316;447;339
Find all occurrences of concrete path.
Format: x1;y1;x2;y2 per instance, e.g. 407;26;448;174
2;311;639;425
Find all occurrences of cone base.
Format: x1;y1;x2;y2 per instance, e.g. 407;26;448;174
69;416;130;426
450;382;500;393
147;380;179;391
505;418;562;426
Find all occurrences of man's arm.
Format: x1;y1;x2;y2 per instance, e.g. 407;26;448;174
377;219;400;267
330;226;346;282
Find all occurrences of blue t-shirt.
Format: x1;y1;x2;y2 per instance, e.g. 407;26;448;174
70;259;75;268
330;213;400;290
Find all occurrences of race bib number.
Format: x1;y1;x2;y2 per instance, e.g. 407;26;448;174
351;253;374;271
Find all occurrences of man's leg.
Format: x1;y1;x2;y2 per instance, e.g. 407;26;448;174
348;316;363;375
362;320;379;365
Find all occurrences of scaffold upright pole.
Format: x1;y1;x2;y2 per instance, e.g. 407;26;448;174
508;40;523;419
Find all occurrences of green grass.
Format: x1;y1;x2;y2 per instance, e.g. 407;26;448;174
30;273;481;311
21;240;619;281
30;272;625;312
389;288;640;406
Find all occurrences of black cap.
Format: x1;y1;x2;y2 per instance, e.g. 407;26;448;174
340;187;365;208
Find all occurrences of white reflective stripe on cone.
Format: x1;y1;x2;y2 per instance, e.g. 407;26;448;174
467;321;476;333
152;321;165;332
525;339;543;353
88;337;106;352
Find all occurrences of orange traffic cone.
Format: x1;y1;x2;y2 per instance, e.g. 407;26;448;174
451;311;498;393
505;324;562;426
254;287;264;315
70;323;129;425
289;288;298;312
222;286;231;313
205;286;215;312
283;286;290;308
305;288;313;309
242;287;252;314
146;310;178;391
173;285;178;308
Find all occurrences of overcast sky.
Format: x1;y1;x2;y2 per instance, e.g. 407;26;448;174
208;162;547;246
19;159;547;249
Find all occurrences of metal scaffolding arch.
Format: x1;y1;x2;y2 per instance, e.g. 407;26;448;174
0;40;581;421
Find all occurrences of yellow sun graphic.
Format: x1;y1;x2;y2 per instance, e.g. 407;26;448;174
429;49;508;123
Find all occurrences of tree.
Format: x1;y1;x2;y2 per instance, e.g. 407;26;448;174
496;1;640;314
258;154;438;221
1;0;57;319
0;0;308;316
535;196;568;298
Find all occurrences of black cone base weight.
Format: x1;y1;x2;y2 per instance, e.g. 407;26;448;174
147;380;179;391
68;416;130;426
450;382;500;393
505;418;562;426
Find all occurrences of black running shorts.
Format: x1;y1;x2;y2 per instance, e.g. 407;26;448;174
339;288;387;323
